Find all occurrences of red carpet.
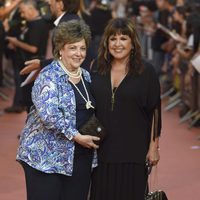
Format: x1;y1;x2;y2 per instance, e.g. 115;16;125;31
0;88;200;200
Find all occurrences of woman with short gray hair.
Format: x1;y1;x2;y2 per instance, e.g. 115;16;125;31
16;19;99;200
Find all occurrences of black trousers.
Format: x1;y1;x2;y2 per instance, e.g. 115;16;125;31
21;148;93;200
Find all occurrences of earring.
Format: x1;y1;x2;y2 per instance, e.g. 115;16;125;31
59;54;62;60
131;48;135;58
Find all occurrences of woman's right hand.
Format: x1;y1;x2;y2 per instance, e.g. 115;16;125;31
20;59;41;75
73;133;100;149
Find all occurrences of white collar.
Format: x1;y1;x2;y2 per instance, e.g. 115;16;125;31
54;12;66;26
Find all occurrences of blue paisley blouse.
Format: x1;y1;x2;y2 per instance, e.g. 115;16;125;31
16;60;97;176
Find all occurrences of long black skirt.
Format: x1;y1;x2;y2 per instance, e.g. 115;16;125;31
90;162;148;200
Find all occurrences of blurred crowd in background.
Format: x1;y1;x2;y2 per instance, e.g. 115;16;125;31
0;0;200;129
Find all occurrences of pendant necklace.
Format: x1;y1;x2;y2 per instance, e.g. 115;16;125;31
58;60;94;109
70;77;94;109
110;70;127;111
111;87;117;111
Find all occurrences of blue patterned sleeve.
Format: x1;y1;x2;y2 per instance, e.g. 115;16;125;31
32;70;78;140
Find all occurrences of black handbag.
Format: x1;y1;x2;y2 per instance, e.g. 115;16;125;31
79;115;106;145
145;190;168;200
145;161;168;200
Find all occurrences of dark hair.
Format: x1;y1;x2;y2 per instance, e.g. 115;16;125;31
97;18;143;75
62;0;80;14
53;19;91;59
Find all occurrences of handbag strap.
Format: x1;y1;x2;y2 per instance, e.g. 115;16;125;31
145;164;159;195
145;161;153;195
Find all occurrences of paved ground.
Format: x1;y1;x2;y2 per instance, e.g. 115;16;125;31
0;87;200;200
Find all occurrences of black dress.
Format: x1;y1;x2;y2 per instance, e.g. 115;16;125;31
90;61;161;200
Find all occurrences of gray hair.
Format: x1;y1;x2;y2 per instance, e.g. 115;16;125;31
53;20;91;59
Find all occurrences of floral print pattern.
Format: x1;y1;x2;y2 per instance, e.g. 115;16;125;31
16;60;97;176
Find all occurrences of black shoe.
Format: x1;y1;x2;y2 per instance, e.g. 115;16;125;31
4;106;26;113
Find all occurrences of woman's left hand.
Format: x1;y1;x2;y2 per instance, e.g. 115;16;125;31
146;142;160;166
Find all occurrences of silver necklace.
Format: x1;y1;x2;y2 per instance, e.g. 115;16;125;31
70;77;94;109
58;60;82;78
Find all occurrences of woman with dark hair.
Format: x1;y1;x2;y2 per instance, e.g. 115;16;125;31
90;17;162;200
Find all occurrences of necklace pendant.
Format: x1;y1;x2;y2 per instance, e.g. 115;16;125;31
86;101;92;109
